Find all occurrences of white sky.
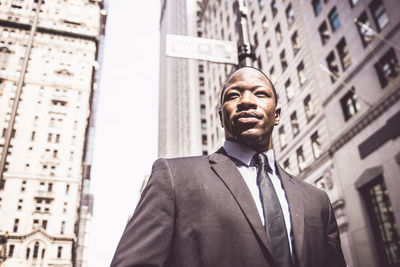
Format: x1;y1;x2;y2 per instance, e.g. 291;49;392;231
88;1;161;266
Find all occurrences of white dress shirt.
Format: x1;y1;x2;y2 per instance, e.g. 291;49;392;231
223;140;294;257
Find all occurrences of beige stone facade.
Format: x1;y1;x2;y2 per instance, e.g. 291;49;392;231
0;0;106;266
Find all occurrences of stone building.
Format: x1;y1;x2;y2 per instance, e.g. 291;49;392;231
0;0;106;266
159;0;400;266
158;0;202;158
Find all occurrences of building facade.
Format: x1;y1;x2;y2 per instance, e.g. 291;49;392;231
0;0;106;266
159;0;202;158
160;0;400;266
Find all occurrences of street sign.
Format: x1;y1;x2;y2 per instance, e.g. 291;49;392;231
166;34;238;65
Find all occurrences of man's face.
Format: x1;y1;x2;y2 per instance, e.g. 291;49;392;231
219;68;280;151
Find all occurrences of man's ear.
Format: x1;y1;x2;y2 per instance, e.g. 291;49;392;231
218;110;224;128
274;106;281;125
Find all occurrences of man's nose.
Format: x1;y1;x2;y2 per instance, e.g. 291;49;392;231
238;91;257;109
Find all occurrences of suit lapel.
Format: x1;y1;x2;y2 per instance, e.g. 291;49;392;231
209;149;274;259
277;164;305;265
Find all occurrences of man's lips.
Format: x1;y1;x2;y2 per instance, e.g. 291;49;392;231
234;111;262;124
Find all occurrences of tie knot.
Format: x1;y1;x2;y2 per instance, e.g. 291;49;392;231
254;153;267;167
254;153;272;173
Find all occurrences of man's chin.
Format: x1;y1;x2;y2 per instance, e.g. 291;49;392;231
235;131;266;148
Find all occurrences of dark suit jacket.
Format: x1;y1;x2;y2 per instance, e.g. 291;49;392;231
111;149;346;267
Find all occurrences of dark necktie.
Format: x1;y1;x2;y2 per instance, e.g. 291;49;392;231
254;153;292;267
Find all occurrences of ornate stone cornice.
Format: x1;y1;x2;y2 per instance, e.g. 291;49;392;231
7;229;74;243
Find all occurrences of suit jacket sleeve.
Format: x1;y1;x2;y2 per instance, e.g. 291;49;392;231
110;159;175;267
324;191;347;267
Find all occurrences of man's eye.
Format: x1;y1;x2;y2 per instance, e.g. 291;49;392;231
255;91;269;97
226;93;239;100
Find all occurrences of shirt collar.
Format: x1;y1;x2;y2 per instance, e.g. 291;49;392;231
223;140;276;172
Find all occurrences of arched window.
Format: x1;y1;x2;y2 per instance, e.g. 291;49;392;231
41;248;46;258
33;241;39;258
26;248;30;259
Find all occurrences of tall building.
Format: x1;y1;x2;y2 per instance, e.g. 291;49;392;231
159;0;202;158
159;0;400;266
0;0;106;266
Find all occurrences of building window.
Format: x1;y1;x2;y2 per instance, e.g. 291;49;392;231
201;119;207;130
304;95;315;120
283;159;290;172
291;31;300;55
297;61;307;85
60;221;65;234
198;64;204;73
265;40;272;58
262;16;268;33
31;131;35;141
269;66;277;84
42;220;47;229
360;176;400;266
26;248;30;259
375;48;399;88
21;180;26;192
285;79;294;101
200;91;205;102
253;32;258;49
257;56;262;70
280;50;288;72
312;0;322;16
290;111;299;136
66;184;70;194
17;199;23;210
349;0;359;7
369;0;388;31
33;242;39;258
13;218;19;232
200;104;206;115
319;21;330;45
35;199;44;214
199;77;204;86
311;131;322;159
326;51;339;82
8;244;14;257
285;4;295;27
249;10;255;25
275;24;282;45
340;88;360;121
336;38;351;71
356;12;374;47
328;7;340;31
278;126;287;149
41;248;45;259
296;146;306;172
202;135;208;145
271;0;278;17
57;246;62;258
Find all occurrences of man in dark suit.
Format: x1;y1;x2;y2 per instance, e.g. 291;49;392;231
111;67;346;267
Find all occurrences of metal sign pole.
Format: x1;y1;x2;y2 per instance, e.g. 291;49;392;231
234;0;255;67
0;0;43;189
